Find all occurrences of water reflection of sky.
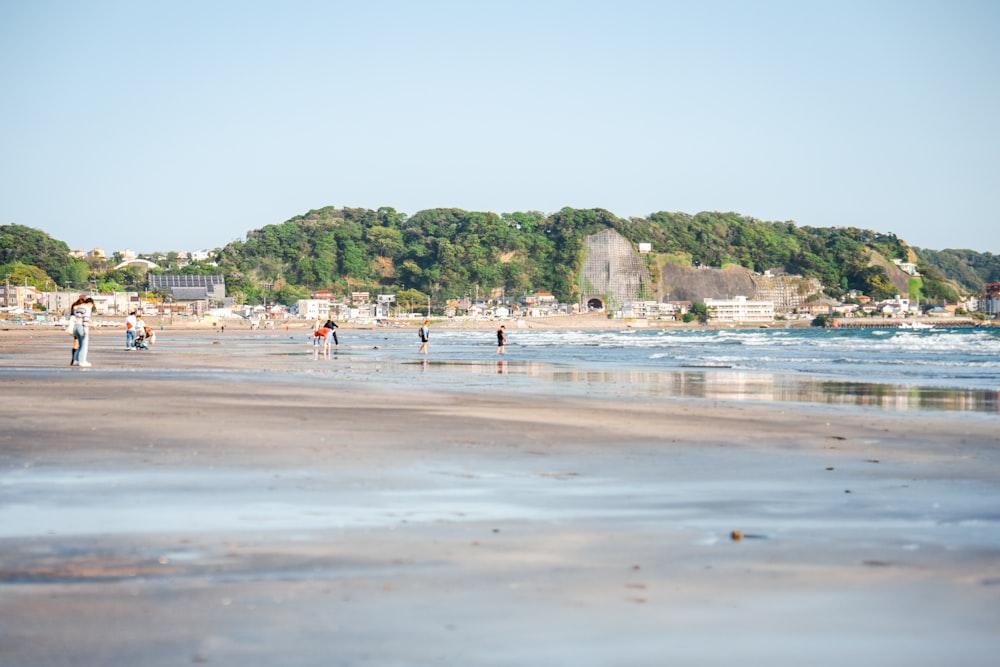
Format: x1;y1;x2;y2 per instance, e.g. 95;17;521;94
368;359;1000;414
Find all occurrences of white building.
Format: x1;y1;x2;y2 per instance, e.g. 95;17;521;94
622;301;677;320
877;295;914;316
296;299;331;320
704;296;775;323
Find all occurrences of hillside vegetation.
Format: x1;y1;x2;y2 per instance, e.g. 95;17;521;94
212;207;934;305
4;209;999;307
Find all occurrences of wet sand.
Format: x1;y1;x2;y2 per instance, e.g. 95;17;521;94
1;328;999;666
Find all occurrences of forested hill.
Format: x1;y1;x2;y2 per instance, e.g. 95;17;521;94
213;206;995;305
0;224;91;288
4;209;999;307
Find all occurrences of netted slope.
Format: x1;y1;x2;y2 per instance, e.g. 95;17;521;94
580;229;650;307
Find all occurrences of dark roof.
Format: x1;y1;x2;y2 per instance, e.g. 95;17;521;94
148;275;224;289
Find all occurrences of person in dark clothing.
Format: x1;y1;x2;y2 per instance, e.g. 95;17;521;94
322;319;339;346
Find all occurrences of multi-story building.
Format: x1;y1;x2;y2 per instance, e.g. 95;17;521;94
704;296;775;323
0;284;40;311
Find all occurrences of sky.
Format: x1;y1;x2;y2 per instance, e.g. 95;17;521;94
2;0;998;255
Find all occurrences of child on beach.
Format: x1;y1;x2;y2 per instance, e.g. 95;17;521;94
496;325;507;354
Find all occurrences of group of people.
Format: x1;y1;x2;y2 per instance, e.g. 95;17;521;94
312;318;339;351
310;319;506;357
66;298;160;368
124;311;154;350
66;308;509;368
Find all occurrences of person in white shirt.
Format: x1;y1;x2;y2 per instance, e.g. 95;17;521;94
125;311;138;350
71;295;94;366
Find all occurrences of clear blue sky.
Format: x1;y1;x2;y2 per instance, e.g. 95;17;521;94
2;0;998;255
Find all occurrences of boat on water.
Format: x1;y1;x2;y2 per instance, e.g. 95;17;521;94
898;321;935;330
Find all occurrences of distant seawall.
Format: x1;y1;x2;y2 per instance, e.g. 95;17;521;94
830;318;979;329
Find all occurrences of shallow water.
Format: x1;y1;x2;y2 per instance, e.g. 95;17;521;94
170;327;1000;413
4;326;999;412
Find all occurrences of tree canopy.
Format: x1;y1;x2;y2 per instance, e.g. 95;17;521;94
3;210;996;308
0;224;90;288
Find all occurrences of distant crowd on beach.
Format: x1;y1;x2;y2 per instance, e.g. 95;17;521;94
61;306;514;368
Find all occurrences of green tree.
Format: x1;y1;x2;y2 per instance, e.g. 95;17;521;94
690;301;709;323
0;224;77;285
365;226;405;258
395;288;427;314
0;262;53;289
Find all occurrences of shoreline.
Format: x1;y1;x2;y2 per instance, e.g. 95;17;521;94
4;310;813;333
3;325;997;415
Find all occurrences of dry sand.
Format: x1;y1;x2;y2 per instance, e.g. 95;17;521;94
1;327;999;666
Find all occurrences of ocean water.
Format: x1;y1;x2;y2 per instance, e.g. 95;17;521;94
242;325;1000;414
429;326;1000;387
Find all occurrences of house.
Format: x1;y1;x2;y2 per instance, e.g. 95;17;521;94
832;303;859;316
795;300;839;316
536;292;557;304
520;291;556;306
875;295;912;317
0;284;40;311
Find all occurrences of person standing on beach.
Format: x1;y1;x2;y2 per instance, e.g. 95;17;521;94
496;325;507;354
65;311;78;365
418;320;430;354
70;295;94;367
125;311;137;350
322;319;339;346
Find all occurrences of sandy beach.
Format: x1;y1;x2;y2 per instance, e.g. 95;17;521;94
1;326;999;666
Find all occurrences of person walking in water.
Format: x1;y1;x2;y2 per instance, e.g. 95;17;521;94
496;325;507;354
418;320;430;355
70;295;94;367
